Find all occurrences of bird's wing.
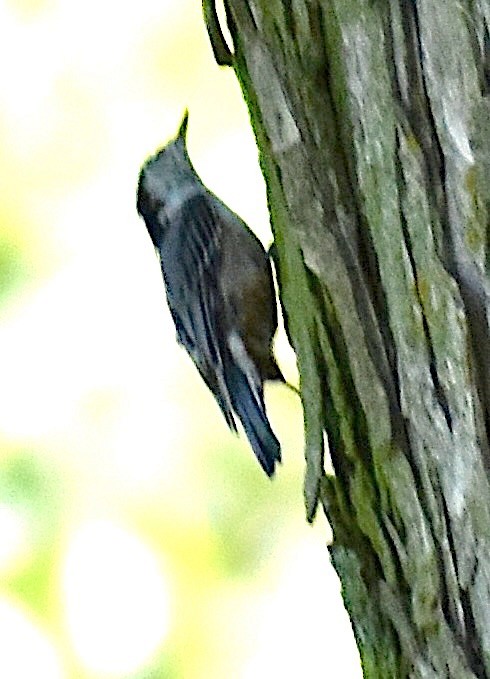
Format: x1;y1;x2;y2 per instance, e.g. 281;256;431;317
158;192;281;474
160;192;236;430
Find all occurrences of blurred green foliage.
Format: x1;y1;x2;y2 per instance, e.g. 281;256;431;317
0;235;27;304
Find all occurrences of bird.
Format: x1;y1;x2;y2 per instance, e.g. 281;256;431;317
136;111;285;476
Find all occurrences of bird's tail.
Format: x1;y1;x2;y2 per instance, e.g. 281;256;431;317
225;361;281;476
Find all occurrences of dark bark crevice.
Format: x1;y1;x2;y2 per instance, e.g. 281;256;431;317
394;125;453;433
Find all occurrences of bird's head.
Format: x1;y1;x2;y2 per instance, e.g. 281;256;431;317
137;110;197;246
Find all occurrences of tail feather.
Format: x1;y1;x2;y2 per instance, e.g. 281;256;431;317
225;362;281;476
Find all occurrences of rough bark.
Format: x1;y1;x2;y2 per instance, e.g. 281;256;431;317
204;1;490;676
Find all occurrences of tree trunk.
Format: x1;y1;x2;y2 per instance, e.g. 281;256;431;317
204;1;490;676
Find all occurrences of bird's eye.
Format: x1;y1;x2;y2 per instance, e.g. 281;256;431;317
157;205;169;230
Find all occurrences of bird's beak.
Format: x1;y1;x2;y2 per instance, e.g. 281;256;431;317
177;109;189;142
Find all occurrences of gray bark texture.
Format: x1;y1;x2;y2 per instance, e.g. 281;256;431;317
204;1;490;676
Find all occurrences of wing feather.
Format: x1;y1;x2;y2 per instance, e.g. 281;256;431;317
159;193;235;427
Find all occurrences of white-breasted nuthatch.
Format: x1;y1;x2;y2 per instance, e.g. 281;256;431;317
136;112;285;476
